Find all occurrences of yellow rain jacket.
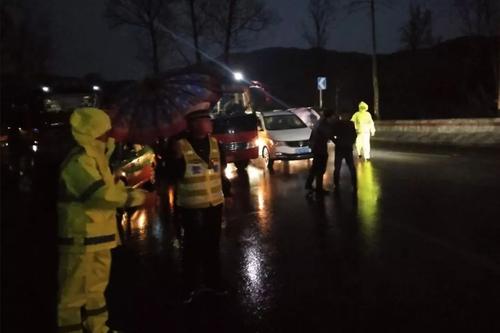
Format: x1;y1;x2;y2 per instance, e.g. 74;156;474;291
351;101;376;135
58;108;146;253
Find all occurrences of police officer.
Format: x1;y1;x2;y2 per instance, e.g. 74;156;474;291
351;101;376;160
169;103;231;303
57;107;157;333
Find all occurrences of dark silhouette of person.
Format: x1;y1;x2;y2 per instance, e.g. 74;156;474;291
305;109;334;195
331;114;357;191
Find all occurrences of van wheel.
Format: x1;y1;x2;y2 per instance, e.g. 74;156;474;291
235;160;250;171
262;146;274;170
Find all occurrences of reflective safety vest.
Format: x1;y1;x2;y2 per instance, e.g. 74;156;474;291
176;136;224;209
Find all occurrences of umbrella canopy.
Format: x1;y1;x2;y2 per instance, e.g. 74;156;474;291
108;73;222;144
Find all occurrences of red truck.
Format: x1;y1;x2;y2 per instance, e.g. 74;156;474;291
211;81;271;170
212;113;259;170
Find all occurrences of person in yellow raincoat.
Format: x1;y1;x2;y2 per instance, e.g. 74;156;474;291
57;107;157;333
351;101;376;160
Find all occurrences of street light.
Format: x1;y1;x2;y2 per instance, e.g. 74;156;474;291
233;72;244;81
41;86;50;93
92;85;101;91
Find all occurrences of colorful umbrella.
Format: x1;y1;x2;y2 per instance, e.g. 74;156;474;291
108;72;221;144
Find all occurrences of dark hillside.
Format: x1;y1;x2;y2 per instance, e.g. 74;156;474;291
229;36;499;119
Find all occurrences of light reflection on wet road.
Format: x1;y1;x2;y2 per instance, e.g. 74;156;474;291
356;161;381;252
113;145;500;331
3;145;500;332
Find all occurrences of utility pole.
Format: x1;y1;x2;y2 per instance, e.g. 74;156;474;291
370;0;380;119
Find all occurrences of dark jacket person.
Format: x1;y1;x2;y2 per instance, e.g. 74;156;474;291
331;115;357;190
305;110;333;194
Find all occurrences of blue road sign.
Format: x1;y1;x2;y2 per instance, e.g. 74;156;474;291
317;77;327;90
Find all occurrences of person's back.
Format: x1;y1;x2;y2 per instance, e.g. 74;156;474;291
332;119;356;148
331;116;357;191
305;111;333;195
309;118;331;156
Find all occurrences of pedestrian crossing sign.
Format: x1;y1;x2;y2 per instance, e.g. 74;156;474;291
317;77;327;90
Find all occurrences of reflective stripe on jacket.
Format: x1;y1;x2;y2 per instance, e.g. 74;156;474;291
58;146;145;253
176;136;224;209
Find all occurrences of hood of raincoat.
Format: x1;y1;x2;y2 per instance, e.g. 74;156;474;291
358;101;369;112
70;107;114;182
71;107;111;144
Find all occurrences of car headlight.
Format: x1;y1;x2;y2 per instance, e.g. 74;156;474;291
274;141;286;147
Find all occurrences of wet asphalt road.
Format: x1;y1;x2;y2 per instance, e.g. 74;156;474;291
2;143;500;332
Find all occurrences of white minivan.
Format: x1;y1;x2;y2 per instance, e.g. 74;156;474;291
256;110;313;170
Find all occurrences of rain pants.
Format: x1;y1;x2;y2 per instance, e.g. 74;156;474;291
351;102;376;159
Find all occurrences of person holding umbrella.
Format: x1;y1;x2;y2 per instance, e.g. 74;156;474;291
106;72;227;303
168;102;231;303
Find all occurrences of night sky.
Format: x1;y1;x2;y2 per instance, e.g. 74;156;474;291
34;0;461;80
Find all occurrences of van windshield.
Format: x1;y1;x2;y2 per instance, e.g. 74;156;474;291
213;113;258;134
263;114;306;131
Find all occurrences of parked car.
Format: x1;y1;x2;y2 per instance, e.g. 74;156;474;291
111;143;156;242
256;110;313;170
112;144;156;189
288;107;320;128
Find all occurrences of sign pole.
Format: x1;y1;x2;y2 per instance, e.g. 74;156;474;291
317;76;327;110
319;89;323;109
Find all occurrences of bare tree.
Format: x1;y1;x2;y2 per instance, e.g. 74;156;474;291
453;0;500;36
400;2;436;52
204;0;277;64
105;0;177;74
175;0;213;64
302;0;337;49
495;38;500;114
346;0;392;119
1;1;51;78
188;0;202;64
133;29;185;71
453;0;500;114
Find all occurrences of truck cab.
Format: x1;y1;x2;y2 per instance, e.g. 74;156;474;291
211;81;268;170
212;112;259;170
